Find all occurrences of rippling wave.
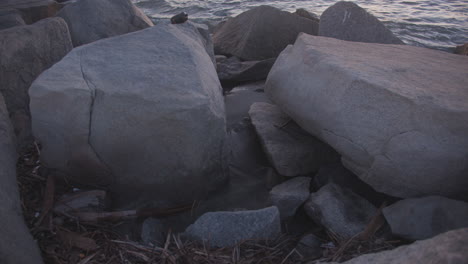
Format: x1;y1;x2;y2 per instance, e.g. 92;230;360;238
132;0;468;51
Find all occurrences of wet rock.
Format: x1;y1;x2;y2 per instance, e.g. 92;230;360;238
0;9;25;30
266;34;468;199
56;0;153;46
323;228;468;264
217;56;276;86
184;206;281;247
304;183;376;238
249;102;338;176
296;234;322;260
454;43;468;55
318;1;404;44
0;95;43;264
29;22;226;208
383;196;468;240
213;5;319;60
270;177;311;219
0;17;72;150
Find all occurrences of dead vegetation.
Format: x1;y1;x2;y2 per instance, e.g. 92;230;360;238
17;144;400;264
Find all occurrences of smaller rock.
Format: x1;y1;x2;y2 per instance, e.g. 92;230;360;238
383;196;468;240
0;9;25;30
217;56;276;85
296;234;322;260
304;183;377;239
270;177;311;219
249;102;339;176
454;43;468;55
171;12;188;24
184;206;281;247
141;218;166;246
294;8;319;23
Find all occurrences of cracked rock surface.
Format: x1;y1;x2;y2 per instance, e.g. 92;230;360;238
266;34;468;199
30;22;226;208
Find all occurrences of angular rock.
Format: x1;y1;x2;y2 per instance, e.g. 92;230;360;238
304;183;376;238
0;9;25;30
249;102;338;176
217;56;276;85
213;5;319;60
383;196;468;240
294;8;320;23
0;95;43;264
0;17;72;150
184;206;281;247
29;22;226;207
454;43;468;55
0;0;61;24
296;234;322;260
327;228;468;264
56;0;153;46
266;34;468;199
270;177;311;218
318;1;403;44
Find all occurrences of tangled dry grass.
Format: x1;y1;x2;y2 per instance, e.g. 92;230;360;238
17;144;399;264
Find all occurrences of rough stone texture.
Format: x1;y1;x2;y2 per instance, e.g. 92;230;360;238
56;0;153;46
318;1;404;44
0;0;61;24
0;17;72;150
294;8;320;23
0;95;43;264
213;5;319;61
249;102;338;176
217;56;276;85
454;43;468;55
141;218;165;246
184;206;281;247
383;196;468;240
320;228;468;264
0;9;25;30
296;234;322;260
304;183;376;238
270;177;311;219
266;34;468;199
29;22;226;208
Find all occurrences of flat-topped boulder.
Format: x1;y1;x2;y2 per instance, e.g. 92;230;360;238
213;5;319;61
56;0;153;46
0;17;72;150
0;95;43;264
319;1;404;44
266;34;468;199
30;22;226;207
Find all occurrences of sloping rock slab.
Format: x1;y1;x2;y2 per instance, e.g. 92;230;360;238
318;1;403;44
184;206;281;247
56;0;153;46
383;196;468;240
304;183;376;239
217;56;275;85
213;5;318;61
324;228;468;264
0;17;72;150
266;33;468;199
270;177;310;218
0;95;43;264
30;22;226;207
249;102;338;176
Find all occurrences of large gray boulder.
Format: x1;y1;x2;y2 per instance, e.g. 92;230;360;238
270;177;311;219
322;228;468;264
0;17;72;150
184;206;281;247
318;1;403;44
266;34;468;199
213;5;319;61
29;22;226;207
249;102;338;176
0;95;43;264
383;196;468;240
304;183;376;239
56;0;153;46
0;9;25;30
